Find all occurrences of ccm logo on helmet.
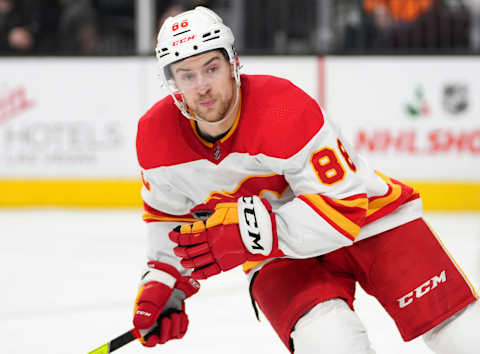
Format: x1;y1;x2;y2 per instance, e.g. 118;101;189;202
238;196;273;256
172;35;195;47
397;270;447;309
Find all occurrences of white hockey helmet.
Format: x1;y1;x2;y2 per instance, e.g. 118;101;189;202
155;6;240;119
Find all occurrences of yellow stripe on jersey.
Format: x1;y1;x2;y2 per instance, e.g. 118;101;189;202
142;212;197;223
302;194;363;240
367;172;402;217
331;197;370;209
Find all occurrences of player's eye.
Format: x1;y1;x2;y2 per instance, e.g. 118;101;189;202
206;65;218;75
181;73;195;81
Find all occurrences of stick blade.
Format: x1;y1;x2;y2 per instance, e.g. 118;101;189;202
87;343;110;354
87;329;140;354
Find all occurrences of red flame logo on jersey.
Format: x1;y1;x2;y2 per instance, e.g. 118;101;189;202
201;174;289;211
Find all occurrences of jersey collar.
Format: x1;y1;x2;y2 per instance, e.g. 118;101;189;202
189;92;242;148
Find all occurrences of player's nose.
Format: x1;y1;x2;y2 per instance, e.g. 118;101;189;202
196;81;211;95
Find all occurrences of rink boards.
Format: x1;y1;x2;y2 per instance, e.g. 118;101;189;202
0;56;479;209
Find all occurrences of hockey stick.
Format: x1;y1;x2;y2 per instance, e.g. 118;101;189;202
88;328;154;354
87;309;181;353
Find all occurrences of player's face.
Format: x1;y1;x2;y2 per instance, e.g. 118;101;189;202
170;50;235;122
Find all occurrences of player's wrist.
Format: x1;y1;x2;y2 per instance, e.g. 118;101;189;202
140;261;200;297
139;261;181;288
175;276;200;298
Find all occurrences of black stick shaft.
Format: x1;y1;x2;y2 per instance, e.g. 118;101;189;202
109;329;138;352
87;328;144;354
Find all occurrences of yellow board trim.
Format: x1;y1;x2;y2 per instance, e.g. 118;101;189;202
0;179;480;210
0;179;143;208
408;181;480;211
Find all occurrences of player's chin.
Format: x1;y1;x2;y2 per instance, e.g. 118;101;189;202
197;108;223;122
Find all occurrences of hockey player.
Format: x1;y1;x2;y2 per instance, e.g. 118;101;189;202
132;6;480;353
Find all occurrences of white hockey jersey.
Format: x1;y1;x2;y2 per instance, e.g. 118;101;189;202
137;74;423;274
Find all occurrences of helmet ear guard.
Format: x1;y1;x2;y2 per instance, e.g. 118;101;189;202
155;6;241;120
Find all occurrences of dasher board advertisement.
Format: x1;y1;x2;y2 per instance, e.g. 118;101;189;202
0;58;141;178
325;56;480;181
0;57;319;179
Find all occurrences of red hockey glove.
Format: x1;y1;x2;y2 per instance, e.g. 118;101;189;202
133;261;200;347
169;196;283;280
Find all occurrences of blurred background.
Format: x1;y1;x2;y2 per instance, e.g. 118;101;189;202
1;1;479;354
0;0;478;56
1;0;479;209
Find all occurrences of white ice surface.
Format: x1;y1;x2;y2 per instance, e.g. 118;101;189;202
1;210;479;354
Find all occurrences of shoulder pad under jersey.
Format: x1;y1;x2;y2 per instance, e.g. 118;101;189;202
136;96;187;169
238;74;324;159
